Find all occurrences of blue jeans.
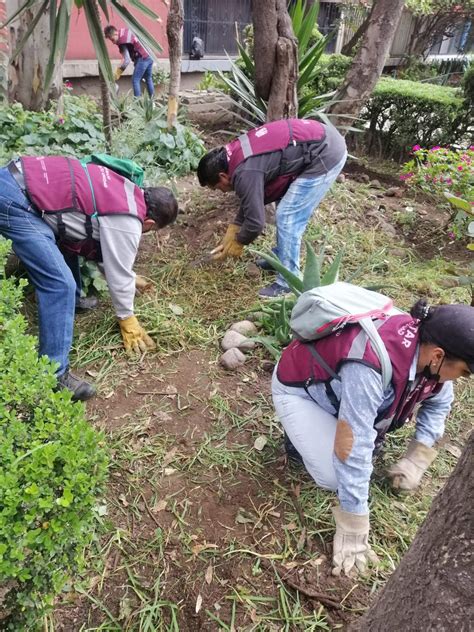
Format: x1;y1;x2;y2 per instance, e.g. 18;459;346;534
132;57;154;97
274;153;347;288
0;167;76;375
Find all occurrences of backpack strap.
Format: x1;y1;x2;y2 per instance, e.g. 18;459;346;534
359;317;393;390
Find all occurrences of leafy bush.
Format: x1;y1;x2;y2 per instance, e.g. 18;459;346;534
401;145;473;239
0;95;105;158
462;64;474;105
0;239;108;629
364;77;471;159
112;103;205;180
309;53;352;95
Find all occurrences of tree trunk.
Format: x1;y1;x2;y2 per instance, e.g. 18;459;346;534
341;4;373;57
352;432;474;632
89;0;112;147
252;0;298;121
7;0;61;109
328;0;404;128
0;0;8;101
166;0;183;129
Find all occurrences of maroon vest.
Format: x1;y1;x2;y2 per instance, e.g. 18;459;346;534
21;156;146;260
117;28;150;60
277;314;442;432
226;119;326;203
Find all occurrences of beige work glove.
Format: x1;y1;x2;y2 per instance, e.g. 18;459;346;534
332;505;379;577
114;67;124;81
119;315;156;354
135;274;155;294
211;223;244;261
387;439;437;491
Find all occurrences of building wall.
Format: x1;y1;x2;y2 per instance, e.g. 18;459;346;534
64;1;169;61
0;0;8;98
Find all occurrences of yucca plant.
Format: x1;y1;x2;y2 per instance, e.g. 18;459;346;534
250;240;345;357
218;0;337;125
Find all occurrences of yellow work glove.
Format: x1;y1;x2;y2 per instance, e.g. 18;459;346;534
211;224;244;261
135;274;155;294
114;67;124;81
119;315;156;354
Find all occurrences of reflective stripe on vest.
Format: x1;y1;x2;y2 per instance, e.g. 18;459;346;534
277;314;442;428
21;156;147;222
226;119;326;203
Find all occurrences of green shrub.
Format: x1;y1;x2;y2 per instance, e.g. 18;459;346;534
462;64;474;105
310;53;352;95
0;239;108;629
113;107;206;180
364;77;471;159
0;95;105;158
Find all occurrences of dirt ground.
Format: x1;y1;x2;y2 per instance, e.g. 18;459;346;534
51;160;472;631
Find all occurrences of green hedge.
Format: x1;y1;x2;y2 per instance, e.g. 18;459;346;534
363;77;471;159
310;53;352;95
0;239;108;629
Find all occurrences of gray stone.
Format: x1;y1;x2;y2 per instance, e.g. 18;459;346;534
230;320;258;337
336;173;346;183
221;330;256;351
246;262;261;279
220;348;246;370
370;179;382;188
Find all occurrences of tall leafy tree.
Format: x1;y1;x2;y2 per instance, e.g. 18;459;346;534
328;0;405;127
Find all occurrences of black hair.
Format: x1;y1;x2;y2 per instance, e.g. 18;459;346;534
143;187;178;228
104;25;117;39
410;299;460;362
197;147;228;186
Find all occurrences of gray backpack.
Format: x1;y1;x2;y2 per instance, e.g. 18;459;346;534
290;282;399;389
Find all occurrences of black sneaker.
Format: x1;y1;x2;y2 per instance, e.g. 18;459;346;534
56;371;96;401
284;433;303;464
75;295;99;313
258;282;291;299
256;257;276;272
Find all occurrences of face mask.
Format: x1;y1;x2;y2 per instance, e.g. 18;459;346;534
421;358;443;382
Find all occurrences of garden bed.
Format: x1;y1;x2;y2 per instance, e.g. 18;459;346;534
48;163;473;631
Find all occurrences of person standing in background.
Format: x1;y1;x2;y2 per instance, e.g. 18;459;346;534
104;25;154;98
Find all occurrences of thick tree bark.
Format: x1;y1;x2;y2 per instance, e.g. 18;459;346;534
7;0;61;109
90;0;112;147
0;0;8;101
252;0;298;121
352;432;474;631
328;0;404;127
166;0;183;129
340;4;373;57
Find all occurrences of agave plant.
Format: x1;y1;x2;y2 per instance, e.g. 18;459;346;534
250;240;345;357
218;0;337;125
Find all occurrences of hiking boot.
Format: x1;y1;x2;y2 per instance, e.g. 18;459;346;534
256;257;276;272
56;371;96;401
284;433;303;464
258;282;291;299
75;295;99;313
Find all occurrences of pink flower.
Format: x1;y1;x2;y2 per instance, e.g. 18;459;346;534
447;231;455;240
430;146;441;151
412;144;421;151
445;178;452;185
399;173;412;181
58;117;65;125
457;166;463;171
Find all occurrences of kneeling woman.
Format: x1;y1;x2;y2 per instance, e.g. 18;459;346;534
272;300;473;576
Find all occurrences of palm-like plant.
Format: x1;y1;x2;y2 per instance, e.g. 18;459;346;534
218;0;337;125
1;0;164;143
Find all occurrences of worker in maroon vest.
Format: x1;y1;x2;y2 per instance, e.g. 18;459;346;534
273;299;473;576
104;25;154;98
197;119;347;298
0;156;178;401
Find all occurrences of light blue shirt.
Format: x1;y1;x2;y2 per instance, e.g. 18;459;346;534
306;351;453;514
